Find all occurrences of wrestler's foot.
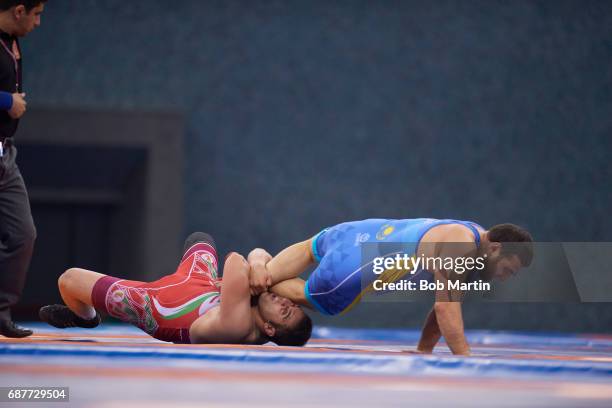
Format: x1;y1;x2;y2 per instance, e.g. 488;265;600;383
183;232;216;254
0;320;33;338
39;304;101;329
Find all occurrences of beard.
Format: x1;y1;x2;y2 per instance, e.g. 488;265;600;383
480;257;497;282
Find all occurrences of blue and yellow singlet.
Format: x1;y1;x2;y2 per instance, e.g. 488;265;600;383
304;218;482;315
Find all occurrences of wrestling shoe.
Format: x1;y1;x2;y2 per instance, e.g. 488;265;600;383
183;232;216;254
39;304;101;329
0;320;33;338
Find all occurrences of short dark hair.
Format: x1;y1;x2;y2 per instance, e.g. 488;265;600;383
270;312;313;347
0;0;46;12
488;223;534;267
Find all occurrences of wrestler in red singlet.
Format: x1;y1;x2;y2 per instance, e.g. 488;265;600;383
91;242;220;343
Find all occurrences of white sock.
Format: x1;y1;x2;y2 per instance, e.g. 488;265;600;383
77;306;96;320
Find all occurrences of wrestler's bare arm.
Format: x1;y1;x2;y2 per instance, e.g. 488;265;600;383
249;239;315;295
247;248;311;308
248;248;273;295
269;278;311;308
420;226;477;355
189;253;253;344
268;239;315;285
417;306;441;353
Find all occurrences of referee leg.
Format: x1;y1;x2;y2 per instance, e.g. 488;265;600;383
0;156;36;326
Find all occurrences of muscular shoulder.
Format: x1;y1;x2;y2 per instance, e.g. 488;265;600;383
189;307;255;344
438;223;477;243
420;223;477;258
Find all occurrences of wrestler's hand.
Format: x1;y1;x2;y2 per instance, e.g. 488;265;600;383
249;262;272;296
8;93;26;119
402;349;428;355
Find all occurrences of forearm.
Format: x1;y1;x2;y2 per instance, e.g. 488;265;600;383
266;239;314;285
434;302;470;355
417;307;441;352
269;278;312;309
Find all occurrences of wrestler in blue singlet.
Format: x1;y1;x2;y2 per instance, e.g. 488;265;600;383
304;218;483;315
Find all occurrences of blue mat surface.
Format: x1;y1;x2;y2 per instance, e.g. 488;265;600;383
1;323;611;407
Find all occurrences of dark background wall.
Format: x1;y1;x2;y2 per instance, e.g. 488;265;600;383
17;0;612;331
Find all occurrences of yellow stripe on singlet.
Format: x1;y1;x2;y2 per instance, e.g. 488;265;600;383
338;255;418;316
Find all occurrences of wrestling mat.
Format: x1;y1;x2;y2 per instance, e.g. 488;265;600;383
1;323;611;407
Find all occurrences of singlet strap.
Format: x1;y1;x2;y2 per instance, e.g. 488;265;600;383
462;222;483;248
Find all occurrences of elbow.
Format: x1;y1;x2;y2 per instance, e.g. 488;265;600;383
248;248;271;262
226;253;250;276
248;248;264;256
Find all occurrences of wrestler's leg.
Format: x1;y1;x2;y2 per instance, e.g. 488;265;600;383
40;268;107;328
57;268;107;319
175;232;219;280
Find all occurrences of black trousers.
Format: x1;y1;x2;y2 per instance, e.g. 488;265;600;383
0;139;36;321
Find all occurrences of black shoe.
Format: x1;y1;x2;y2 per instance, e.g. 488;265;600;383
0;320;33;338
39;304;101;329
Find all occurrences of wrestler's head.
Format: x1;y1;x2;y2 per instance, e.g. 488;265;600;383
483;223;533;281
257;292;312;346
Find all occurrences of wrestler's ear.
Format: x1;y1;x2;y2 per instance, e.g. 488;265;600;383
13;5;26;19
263;322;276;338
489;242;502;257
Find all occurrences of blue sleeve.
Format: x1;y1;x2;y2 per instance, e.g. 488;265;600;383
0;91;12;110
